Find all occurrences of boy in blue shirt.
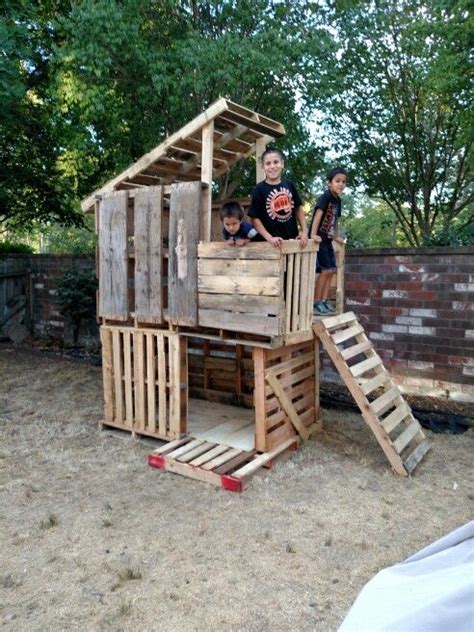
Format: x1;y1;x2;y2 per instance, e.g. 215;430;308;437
309;167;347;314
220;201;258;246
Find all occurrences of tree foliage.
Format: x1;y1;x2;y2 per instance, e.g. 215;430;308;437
315;0;473;246
1;1;472;247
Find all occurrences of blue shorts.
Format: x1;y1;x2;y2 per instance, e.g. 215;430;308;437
316;240;336;273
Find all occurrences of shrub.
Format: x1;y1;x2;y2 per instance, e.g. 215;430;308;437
0;240;34;254
55;268;98;344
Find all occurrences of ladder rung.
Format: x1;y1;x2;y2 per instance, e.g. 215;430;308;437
393;421;422;454
404;438;431;474
381;403;412;433
359;371;391;395
322;311;357;330
370;387;400;415
341;339;373;360
332;323;364;345
350;355;382;378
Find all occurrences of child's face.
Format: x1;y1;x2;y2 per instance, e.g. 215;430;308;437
328;173;347;197
262;152;284;183
223;216;241;235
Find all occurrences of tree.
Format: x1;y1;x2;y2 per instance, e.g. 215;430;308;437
0;2;84;233
51;0;332;200
314;0;473;246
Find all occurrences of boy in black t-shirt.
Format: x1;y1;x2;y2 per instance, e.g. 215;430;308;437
248;148;308;248
309;167;347;315
220;201;258;246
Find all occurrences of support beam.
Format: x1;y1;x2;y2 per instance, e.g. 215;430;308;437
200;120;214;241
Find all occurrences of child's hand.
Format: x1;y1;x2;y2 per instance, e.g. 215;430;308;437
226;238;236;247
235;238;249;247
334;236;346;244
297;232;308;248
268;236;283;248
312;235;322;243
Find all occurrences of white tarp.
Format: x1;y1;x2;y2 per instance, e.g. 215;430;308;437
339;521;474;632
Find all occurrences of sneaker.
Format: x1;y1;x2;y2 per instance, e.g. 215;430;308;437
323;300;336;313
313;300;330;315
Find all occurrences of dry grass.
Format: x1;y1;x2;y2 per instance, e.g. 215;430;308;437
0;344;472;631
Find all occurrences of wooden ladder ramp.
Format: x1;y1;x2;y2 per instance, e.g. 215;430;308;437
313;312;431;476
148;436;298;492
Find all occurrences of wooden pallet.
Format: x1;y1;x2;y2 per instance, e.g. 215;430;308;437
148;436;298;492
313;312;431;476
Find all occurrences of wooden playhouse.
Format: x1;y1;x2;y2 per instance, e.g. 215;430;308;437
83;98;430;491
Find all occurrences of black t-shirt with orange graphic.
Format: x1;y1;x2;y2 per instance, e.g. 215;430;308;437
248;179;302;240
309;190;341;242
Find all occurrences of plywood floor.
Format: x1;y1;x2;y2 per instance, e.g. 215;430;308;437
187;398;255;451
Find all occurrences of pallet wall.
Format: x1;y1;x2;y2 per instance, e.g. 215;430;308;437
188;338;254;407
100;325;187;439
254;339;320;452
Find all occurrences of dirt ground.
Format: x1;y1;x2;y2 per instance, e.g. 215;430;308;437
1;344;473;632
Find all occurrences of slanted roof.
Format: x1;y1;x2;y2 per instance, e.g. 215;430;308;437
81;98;285;212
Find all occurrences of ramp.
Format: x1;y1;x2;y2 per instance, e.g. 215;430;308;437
313;312;431;476
148;436;298;492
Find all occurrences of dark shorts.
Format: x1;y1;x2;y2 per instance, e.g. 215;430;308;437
316;240;336;273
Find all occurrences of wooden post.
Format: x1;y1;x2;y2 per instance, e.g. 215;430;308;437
255;137;267;183
201;120;214;241
254;347;267;452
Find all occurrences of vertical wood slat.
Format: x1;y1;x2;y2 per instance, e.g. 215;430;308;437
134;331;146;431
157;334;167;436
285;254;294;333
134;186;163;324
100;327;114;423
314;337;321;431
168;335;183;438
255;137;267;183
291;253;301;330
307;246;317;326
168;181;201;326
123;329;134;427
146;332;157;433
112;328;124;424
298;251;309;331
98;191;129;320
253;347;267;452
200;121;214;241
335;242;345;313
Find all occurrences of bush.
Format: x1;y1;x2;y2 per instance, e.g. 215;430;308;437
55;268;98;344
0;240;35;254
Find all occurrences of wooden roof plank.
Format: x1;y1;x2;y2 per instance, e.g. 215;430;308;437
81;98;285;212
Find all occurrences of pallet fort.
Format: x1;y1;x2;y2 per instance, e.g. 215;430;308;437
82;98;430;491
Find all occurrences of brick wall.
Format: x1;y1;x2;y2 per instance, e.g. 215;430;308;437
323;246;473;403
3;248;473;403
3;254;99;347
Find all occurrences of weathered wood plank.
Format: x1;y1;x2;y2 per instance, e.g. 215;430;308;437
111;328;124;424
100;327;114;423
198;258;280;277
198;242;281;260
123;329;134;426
168;181;201;326
198;309;280;335
157;334;167;436
198;275;280;296
254;347;267;452
146;332;157;433
134;186;163;324
198;292;280;315
99;191;128;320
